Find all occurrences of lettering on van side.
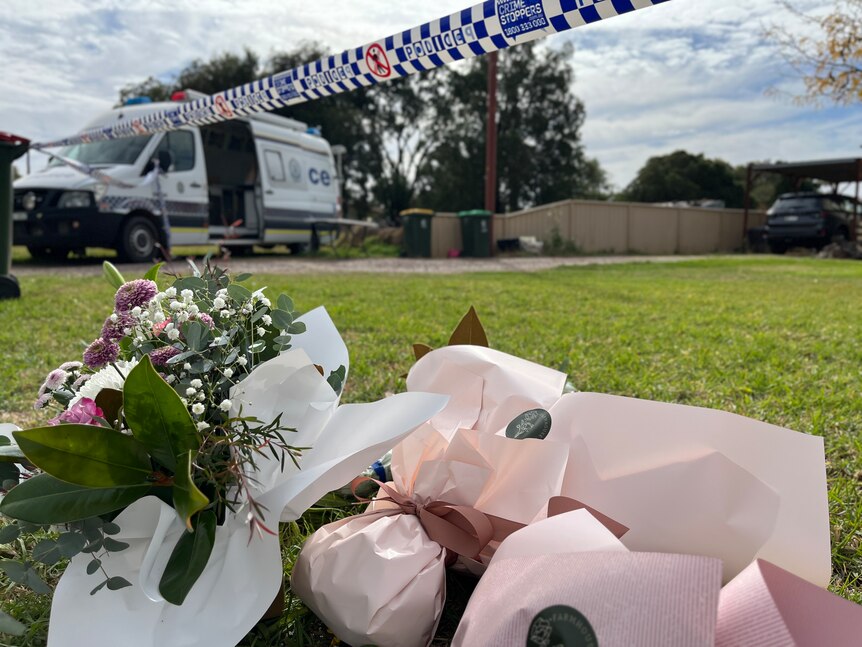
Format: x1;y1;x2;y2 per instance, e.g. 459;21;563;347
400;25;478;63
308;168;332;186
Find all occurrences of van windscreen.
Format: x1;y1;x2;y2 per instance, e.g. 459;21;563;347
49;135;153;167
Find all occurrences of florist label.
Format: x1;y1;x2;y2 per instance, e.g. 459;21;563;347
527;605;598;647
506;409;552;440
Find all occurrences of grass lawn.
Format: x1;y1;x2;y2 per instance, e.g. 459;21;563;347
1;256;861;644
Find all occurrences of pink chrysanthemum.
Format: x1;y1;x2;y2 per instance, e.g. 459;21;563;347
149;346;181;367
43;368;68;391
195;313;215;329
59;361;83;371
33;393;51;410
115;279;158;312
71;374;92;390
83;338;119;369
101;311;135;341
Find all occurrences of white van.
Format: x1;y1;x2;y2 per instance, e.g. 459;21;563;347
13;91;342;261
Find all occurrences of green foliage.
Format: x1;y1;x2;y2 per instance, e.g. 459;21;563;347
620;150;744;207
159;510;217;605
101;262;125;290
172;450;209;531
123;355;200;471
0;474;150;524
12;425;153;488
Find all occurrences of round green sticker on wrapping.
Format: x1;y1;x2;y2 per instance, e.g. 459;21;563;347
527;605;598;647
506;409;552;440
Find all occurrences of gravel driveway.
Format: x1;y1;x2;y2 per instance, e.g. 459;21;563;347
12;254;706;278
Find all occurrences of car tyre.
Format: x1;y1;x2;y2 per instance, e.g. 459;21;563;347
287;243;307;255
118;216;158;263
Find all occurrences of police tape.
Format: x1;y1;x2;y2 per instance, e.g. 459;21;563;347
33;0;670;149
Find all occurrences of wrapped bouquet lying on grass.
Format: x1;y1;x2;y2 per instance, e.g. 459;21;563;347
0;261;447;646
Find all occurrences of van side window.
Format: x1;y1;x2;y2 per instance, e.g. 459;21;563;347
264;150;286;183
157;131;196;172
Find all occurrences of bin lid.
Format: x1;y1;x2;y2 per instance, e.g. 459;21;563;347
400;208;435;217
0;132;30;146
457;209;493;217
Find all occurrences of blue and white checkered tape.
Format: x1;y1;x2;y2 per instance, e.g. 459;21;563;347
33;0;669;149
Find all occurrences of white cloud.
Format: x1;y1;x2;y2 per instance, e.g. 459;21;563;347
2;0;858;187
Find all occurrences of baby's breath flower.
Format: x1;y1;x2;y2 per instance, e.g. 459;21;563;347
261;314;272;326
220;310;231;318
170;301;185;312
237;356;248;367
187;304;200;316
260;297;271;308
131;306;142;317
165;287;177;298
186;387;197;397
190;379;203;389
213;297;226;310
153;311;166;324
256;327;266;337
183;363;192;371
165;375;177;384
196;392;205;401
168;329;181;341
191;403;205;415
223;368;234;378
180;397;188;406
196;421;209;431
218;399;232;412
181;289;194;301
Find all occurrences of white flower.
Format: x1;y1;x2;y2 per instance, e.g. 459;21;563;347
131;306;142;317
216;288;228;298
219;399;232;412
196;421;209;431
153;311;166;324
191;403;205;415
261;315;272;326
197;392;205;401
168;329;181;341
109;313;119;323
190;379;203;388
256;327;266;337
181;289;194;301
187;305;200;316
213;297;226;310
139;310;150;320
170;301;185;312
241;306;252;315
181;397;189;406
165;287;177;298
223;368;233;378
260;297;271;308
220;310;231;319
186;387;197;397
70;359;139;407
165;375;177;384
237;356;248;367
183;363;192;371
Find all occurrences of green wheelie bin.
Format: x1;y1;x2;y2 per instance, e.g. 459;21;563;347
400;208;435;258
457;209;493;258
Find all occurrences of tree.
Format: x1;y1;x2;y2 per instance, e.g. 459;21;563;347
418;42;607;213
765;0;862;105
620;151;744;207
735;164;820;210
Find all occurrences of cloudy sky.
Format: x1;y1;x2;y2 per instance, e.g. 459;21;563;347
1;0;857;188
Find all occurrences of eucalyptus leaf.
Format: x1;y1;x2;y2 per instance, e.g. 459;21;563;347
234;273;253;283
182;322;209;352
273;335;292;346
0;524;20;544
173;277;207;292
13;426;153;488
90;580;107;595
102;537;130;552
287;322;306;335
32;539;61;566
86;558;101;575
277;294;294;313
226;284;252;304
56;532;87;559
270;309;293;331
102;522;121;536
0;609;25;636
172;451;209;531
0;473;151;524
0;560;51;594
106;576;132;591
166;350;197;366
159;510;216;605
102;261;126;290
123;355;200;471
82;538;103;554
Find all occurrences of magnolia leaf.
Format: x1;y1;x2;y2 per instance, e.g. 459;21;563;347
102;261;126;290
143;262;164;282
0;608;25;636
13;426;153;488
413;343;433;361
123;356;200;471
159;510;216;605
0;473;150;524
0;444;26;463
95;388;123;427
172;451;209;531
448;306;489;347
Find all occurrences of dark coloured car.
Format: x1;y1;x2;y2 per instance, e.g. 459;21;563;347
766;193;861;254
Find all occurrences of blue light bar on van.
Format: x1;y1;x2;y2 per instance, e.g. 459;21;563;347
306;127;322;136
123;97;153;106
33;0;671;149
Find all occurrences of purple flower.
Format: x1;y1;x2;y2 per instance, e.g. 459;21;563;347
33;393;51;410
43;368;68;391
101;311;135;341
195;313;215;329
149;346;181;367
71;374;92;390
59;361;83;371
83;338;119;369
115;279;158;312
48;398;105;426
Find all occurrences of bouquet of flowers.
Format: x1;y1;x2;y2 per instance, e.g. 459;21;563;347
0;261;447;647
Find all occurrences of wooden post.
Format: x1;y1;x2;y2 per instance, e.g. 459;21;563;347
743;163;753;243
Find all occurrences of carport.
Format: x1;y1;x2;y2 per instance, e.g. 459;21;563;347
744;158;862;240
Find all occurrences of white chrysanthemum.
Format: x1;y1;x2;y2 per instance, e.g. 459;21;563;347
70;359;139;407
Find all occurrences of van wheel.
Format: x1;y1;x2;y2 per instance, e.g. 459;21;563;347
287;243;306;255
27;246;69;262
118;216;158;263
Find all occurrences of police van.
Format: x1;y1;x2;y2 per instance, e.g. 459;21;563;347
13;90;343;261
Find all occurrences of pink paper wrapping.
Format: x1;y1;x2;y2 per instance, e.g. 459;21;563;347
406;346;831;586
716;559;862;646
453;551;723;647
291;425;571;647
